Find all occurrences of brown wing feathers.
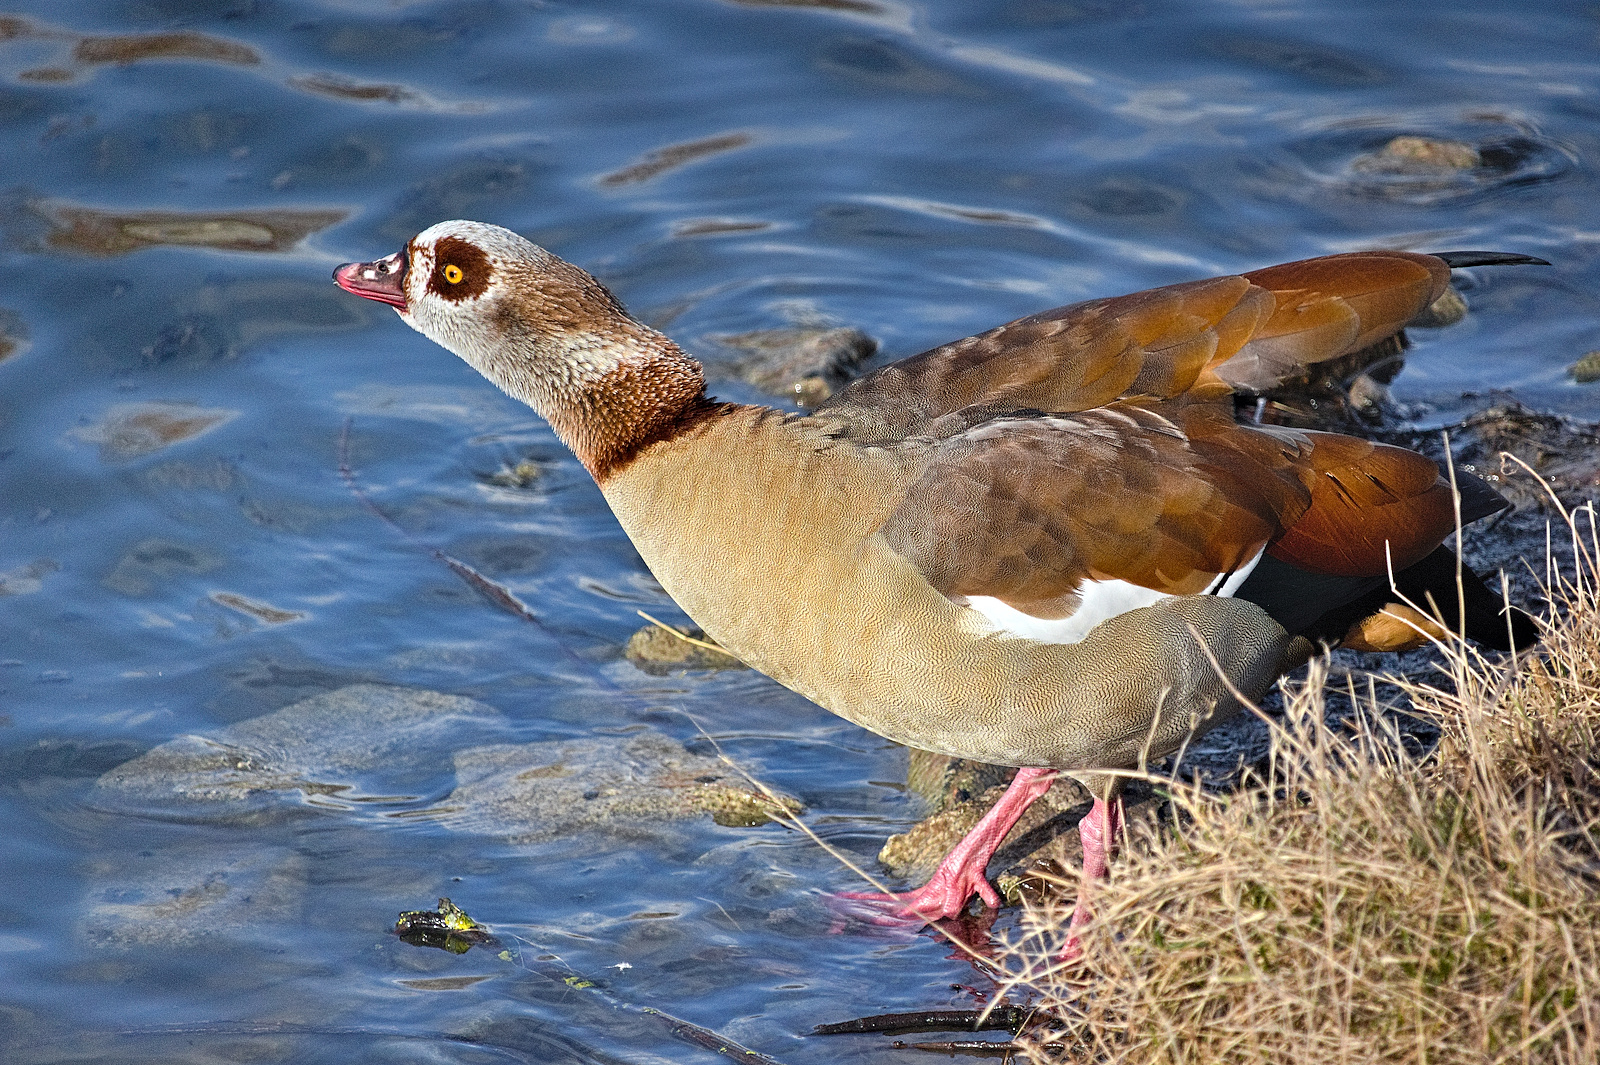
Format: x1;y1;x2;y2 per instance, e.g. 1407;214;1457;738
843;250;1515;623
1265;434;1458;577
822;251;1453;441
878;404;1301;606
1214;252;1450;390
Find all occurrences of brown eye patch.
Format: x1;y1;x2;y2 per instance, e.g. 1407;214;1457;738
427;235;492;301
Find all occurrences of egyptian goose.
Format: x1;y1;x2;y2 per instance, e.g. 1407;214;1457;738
334;223;1541;953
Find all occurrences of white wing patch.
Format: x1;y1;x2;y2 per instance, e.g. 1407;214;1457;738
966;546;1266;645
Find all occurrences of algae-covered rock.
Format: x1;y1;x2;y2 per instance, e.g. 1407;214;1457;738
879;753;1093;884
625;622;746;674
1569;351;1600;385
432;731;800;843
395;898;496;953
72;402;238;461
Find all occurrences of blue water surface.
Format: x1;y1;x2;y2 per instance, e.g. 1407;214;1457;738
1;1;1597;1061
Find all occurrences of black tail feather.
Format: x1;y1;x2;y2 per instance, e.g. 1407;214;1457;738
1295;546;1539;652
1433;251;1550;269
1453;467;1512;526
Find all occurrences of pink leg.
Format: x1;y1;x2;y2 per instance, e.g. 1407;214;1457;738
840;767;1057;924
1058;793;1123;963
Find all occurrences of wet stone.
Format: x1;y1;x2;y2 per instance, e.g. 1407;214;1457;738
713;326;878;406
89;684;506;821
880;751;1088;883
625;623;747;674
432;731;800;844
1344;372;1392;420
883;750;1162;905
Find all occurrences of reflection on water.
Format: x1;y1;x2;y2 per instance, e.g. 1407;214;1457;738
599;131;757;187
41;203;347;254
0;0;1596;1061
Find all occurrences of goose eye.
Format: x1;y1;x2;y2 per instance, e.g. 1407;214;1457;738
443;264;464;285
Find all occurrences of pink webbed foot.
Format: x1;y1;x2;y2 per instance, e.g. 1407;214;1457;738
833;857;1000;925
830;767;1059;931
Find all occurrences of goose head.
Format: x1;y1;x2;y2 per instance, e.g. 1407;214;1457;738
334;220;708;479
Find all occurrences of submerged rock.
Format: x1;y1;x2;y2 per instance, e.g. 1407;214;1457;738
0;558;59;596
714;326;878;406
432;731;800;843
1406;286;1468;329
74;30;261;67
102;538;225;597
89;684;505;821
41;203;346;255
80;843;306;950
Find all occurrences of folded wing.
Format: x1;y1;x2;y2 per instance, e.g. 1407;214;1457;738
819;250;1451;444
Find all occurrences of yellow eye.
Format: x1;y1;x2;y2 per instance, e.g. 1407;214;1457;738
443;263;464;284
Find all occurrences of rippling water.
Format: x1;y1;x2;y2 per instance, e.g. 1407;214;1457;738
2;1;1597;1061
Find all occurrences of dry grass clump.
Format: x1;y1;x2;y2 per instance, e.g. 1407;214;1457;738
1001;503;1600;1065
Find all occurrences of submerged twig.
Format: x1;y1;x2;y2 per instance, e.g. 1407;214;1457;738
813;1006;1031;1035
439;551;539;622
